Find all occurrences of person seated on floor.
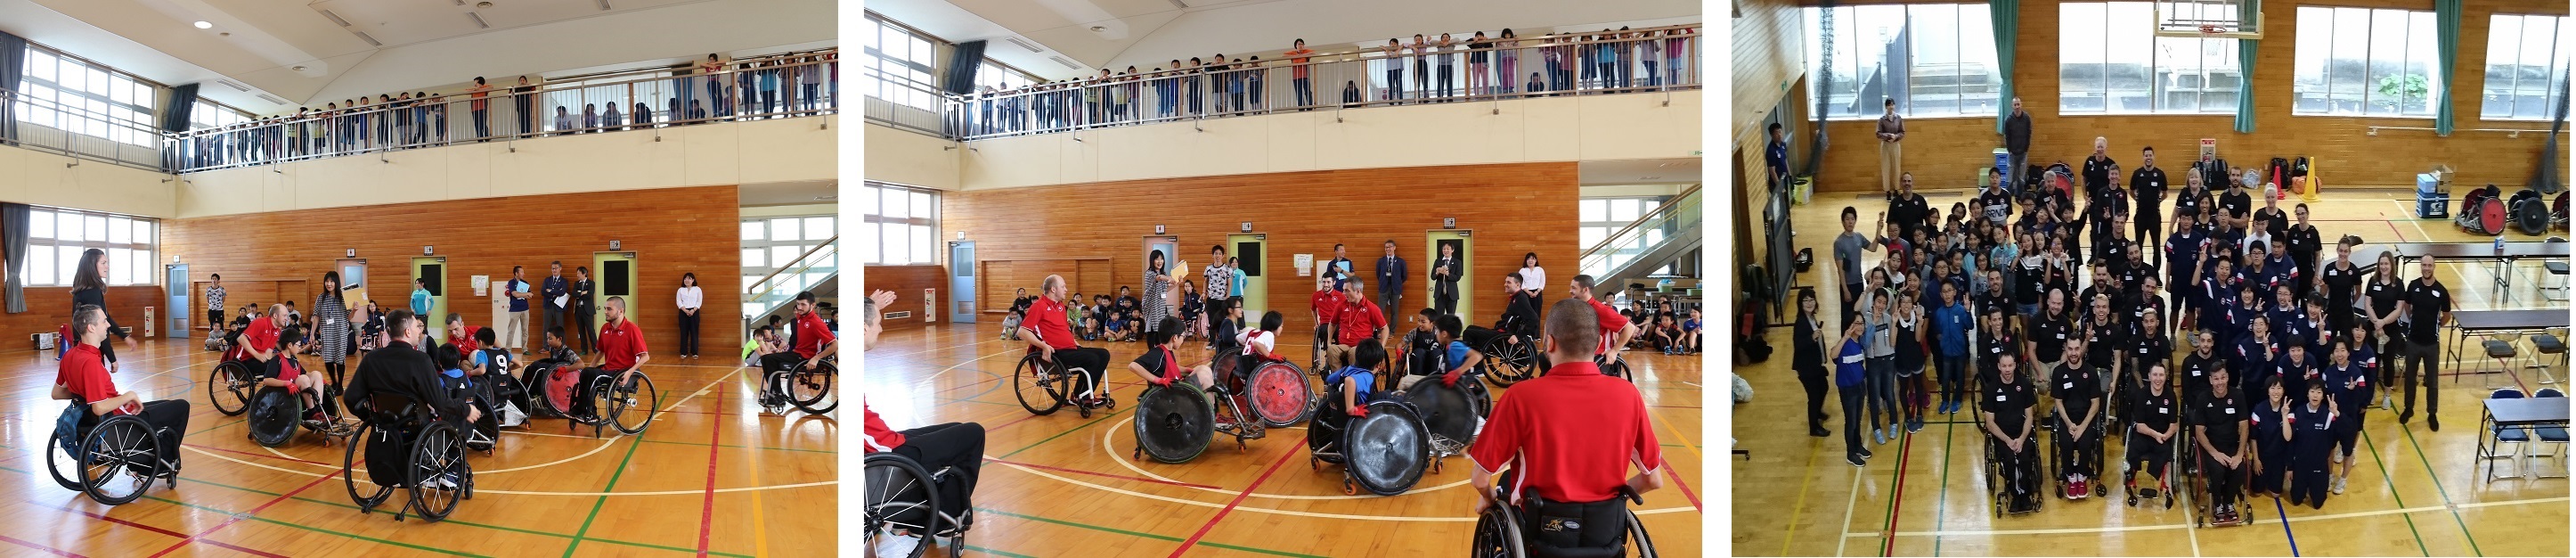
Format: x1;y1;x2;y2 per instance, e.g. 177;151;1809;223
1677;309;1703;355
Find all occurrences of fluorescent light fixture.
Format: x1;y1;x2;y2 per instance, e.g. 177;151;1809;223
192;21;212;29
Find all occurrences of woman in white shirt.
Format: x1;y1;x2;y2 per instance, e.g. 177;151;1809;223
676;272;705;359
1519;252;1548;308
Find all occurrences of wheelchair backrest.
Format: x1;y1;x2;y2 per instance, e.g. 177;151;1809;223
1518;493;1633;558
364;392;423;426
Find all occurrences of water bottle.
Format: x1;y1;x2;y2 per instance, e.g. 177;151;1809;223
2496;234;2506;254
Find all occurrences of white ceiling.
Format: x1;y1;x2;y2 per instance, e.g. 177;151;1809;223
0;0;834;114
869;0;1698;80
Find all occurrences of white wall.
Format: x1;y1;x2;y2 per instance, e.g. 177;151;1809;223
0;142;176;217
176;115;836;217
954;90;1699;190
863;122;960;190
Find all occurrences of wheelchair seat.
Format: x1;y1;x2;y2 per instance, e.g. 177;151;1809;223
1473;484;1657;558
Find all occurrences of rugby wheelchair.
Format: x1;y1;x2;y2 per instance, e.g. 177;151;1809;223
1977;373;2045;516
46;398;180;505
1307;381;1433;496
2042;388;2110;501
759;354;837;416
1475;320;1542;387
1131;356;1266;464
863;451;974;558
246;371;357;448
342;392;473;522
1396;355;1494;474
1469;484;1658;558
522;356;660;437
1011;348;1116;418
204;342;267;417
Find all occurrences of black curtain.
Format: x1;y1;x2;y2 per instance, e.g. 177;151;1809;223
942;40;988;95
4;203;30;314
0;32;24;145
162;83;200;133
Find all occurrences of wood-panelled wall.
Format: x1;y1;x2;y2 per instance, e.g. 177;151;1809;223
0;286;163;349
1799;0;2571;192
1734;0;1812;267
161;185;741;353
860;264;945;332
976;259;1113;315
943;162;1580;338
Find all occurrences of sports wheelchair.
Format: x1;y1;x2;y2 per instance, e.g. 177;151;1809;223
864;451;974;558
1307;382;1433;496
343;392;473;522
1012;349;1115;418
1984;423;2046;516
205;345;266;417
46;398;180;505
1475;327;1541;387
247;375;356;448
1225;349;1316;428
1470;484;1658;558
2189;444;2258;528
1396;359;1494;473
523;357;660;438
760;355;837;415
2043;396;2111;501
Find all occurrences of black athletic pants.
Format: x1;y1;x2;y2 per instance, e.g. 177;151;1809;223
891;422;986;514
2401;339;2440;417
1054;348;1113;399
137;399;192;467
2134;210;2163;269
1800;366;1830;429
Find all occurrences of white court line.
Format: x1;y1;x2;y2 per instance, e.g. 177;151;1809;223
909;349;1018;388
872;338;1005;359
987;460;1695;521
1836;463;1865;557
2182;482;2201;557
1094;414;1470;499
1839;496;2570;537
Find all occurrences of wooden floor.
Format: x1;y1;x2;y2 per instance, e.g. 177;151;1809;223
1;338;838;557
864;320;1707;557
1732;188;2572;556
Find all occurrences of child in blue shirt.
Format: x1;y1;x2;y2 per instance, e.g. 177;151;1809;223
1837;319;1871;466
1678;309;1702;355
1406;315;1483;390
1325;339;1390;417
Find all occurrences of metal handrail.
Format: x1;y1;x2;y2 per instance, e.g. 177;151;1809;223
0;88;172;172
941;24;1700;140
1577;186;1700;278
742;236;837;326
1579;184;1701;260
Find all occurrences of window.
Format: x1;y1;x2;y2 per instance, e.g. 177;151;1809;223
15;45;160;147
2483;14;2573;120
864;14;945;111
1803;4;2001;119
2294;7;2441;117
977;62;1034;93
2058;2;2243;114
23;207;157;287
742;213;836;298
190;100;249;131
861;181;940;266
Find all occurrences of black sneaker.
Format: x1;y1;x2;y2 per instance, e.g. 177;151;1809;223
1858;447;1874;459
2428;414;2440;431
1810;426;1830;438
1849;454;1868;467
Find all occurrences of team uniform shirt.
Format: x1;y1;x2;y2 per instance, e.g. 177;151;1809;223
793;311;836;359
2132;167;2169;214
2030;313;2072;365
2134;389;2178;443
2178;351;2222;401
598;319;648;371
1979;330;2019;384
241;317;281;357
265;351;306;383
1027;297;1076;350
2367;279;2406;338
2325;359;2371;423
1312;290;1342;328
1239;328;1278;359
1836;338;1868;388
2404;280;2451;342
2129;331;2172;376
2287;403;2336;471
1985;378;2036;438
1132;347;1185;384
2272;351;2318;402
2230;332;2277;391
2319;261;2365;324
1586;298;1631;357
1466;361;1662;504
2220;189;2254;225
862;405;905;451
2054;361;2102;423
2200;391;2249;455
1932;303;1975;357
56;343;135;414
1333;298;1386;348
2083;314;2124;369
2166;229;2207;283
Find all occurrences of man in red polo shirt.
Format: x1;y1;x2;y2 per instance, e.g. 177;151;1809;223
1566;275;1638;373
56;305;190;477
1019;275;1114;406
1310;273;1340;367
240;303;286;365
760;291;836;374
1322;280;1388;370
577;296;650;415
1470;298;1664;518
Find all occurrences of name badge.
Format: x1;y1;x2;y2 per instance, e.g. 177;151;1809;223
2058;333;2067;340
2160;406;2169;414
1997;395;2008;402
2227;407;2237;414
2064;382;2075;389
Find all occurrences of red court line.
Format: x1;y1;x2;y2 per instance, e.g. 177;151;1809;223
183;444;331;466
1649;405;1701;409
1165;445;1300;557
0;534;84;558
980;411;1048;434
984;457;1226;489
697;389;722;556
145;464;347;558
36;501;188;538
195;540;288;558
1660;459;1701;511
1881;432;1917;557
2385;220;2408;242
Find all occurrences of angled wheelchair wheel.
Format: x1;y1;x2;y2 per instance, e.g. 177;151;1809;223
605;372;659;435
46;425;84;491
77;414;160;505
1013;353;1071;416
1470;498;1526;558
1133;382;1216;464
865;453;940;558
345;422;394;513
788;360;837;414
248;386;303;447
406;420;466;522
208;360;255;416
1248;361;1314;428
1343;400;1431;496
526;363;569;419
1483;336;1537;386
1398;378;1480;452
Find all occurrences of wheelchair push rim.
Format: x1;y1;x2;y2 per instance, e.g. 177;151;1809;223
1248;361;1314;428
407;420;467;521
604;372;659;435
1470;505;1526;558
788;360;837;414
77;415;160;505
864;454;941;558
345;422;395;513
1133;382;1217;464
208;360;256;416
1012;353;1072;416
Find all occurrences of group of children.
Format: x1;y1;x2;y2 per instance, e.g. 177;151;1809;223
1619;297;1702;355
1001;287;1150;344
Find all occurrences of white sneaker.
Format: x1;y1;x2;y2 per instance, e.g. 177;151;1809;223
2333;477;2347;494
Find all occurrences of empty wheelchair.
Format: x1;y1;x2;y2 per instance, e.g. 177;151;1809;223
864;451;974;558
760;355;837;415
1469;484;1658;558
342;392;473;522
1307;383;1433;496
1011;349;1113;418
45;399;179;505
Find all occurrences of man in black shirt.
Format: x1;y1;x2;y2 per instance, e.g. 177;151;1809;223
2396;256;2453;430
2132;146;2169;268
345;309;479;488
2197;365;2250;521
2126;363;2178;506
1889;173;1931;237
2026;290;2072;388
1985;356;2039;511
2219;179;2254;234
2082;137;2116;201
2179;330;2222;407
2053;340;2105;496
2284;204;2324;300
1978;306;2018;389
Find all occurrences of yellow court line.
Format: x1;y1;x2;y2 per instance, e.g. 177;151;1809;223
1840;496;2571;537
1781;440;1822;557
737;371;774;558
988;461;1696;521
1649;406;1703;463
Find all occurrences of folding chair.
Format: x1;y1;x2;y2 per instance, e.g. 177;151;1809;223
2531;388;2569;480
2486;388;2532;482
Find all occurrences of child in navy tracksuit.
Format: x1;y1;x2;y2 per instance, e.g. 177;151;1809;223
2286;382;2337;509
1837;320;1871;467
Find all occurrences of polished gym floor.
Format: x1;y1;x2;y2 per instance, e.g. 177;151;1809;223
864;318;1706;557
1732;188;2572;556
0;338;837;557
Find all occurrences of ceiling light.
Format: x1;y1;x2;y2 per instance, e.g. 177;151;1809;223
1089;25;1106;32
192;21;212;29
477;1;494;6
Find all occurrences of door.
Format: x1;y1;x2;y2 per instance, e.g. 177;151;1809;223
1427;230;1473;322
594;251;640;327
1143;235;1178;310
335;259;369;316
1228;234;1267;321
166;264;188;338
949;242;975;324
412;257;448;342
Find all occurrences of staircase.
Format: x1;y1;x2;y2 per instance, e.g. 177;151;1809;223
745;237;839;332
1578;185;1702;299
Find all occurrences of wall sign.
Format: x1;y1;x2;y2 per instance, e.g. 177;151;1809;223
1292;254;1314;276
1241;222;1252;233
1443;217;1456;229
1154;225;1166;234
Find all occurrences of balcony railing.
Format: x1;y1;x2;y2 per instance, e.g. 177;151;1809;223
929;24;1700;141
1579;184;1700;280
745;236;838;328
167;52;838;173
0;88;172;172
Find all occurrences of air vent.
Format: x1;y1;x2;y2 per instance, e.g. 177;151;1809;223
885;310;913;320
1165;0;1189;9
468;12;488;29
1049;55;1080;70
257;94;289;106
1005;37;1042;53
353;31;381;46
320;10;350;27
216;80;250;92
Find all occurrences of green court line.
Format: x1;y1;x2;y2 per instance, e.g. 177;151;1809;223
1931;415;1956;557
186;418;245;437
963;545;1042;558
972;507;1329;558
249;516;492;557
637;437;837;455
2396;424;2483;556
997;406;1134;459
2358;430;2433;557
560;435;648;557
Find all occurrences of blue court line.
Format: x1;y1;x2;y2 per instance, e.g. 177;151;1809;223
2273;496;2301;556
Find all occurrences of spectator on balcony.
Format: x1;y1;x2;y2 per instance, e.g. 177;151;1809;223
1639;29;1661;87
1879;98;1906;201
1382;39;1405;103
633;102;654;128
1435;33;1457;101
801;55;826;112
514;76;539;136
1226;59;1248;111
553;106;574;135
1409;35;1431;102
1466;32;1492;97
428;94;448;143
1496;29;1520;96
1204;55;1229;113
604;102;624;131
582;103;600;134
1665;28;1691;85
466;77;493;140
1342;79;1362;107
689;99;708;121
737;58;761;117
1285;39;1316;109
1526;72;1545;98
1245;56;1265;111
699;54;728;118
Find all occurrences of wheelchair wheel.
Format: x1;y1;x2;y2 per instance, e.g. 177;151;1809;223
208;360;255;416
788;360;837;414
406;420;466;522
46;426;84;491
1469;503;1526;558
1344;400;1431;496
1625;507;1658;558
1013;354;1072;416
77;414;160;505
345;422;394;513
603;372;659;435
1398;377;1480;452
1247;361;1314;428
1133;382;1216;464
864;453;941;558
1481;336;1538;386
248;387;303;447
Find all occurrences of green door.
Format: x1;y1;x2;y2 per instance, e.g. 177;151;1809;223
411;257;447;343
594;251;640;327
1228;234;1267;321
1427;230;1473;322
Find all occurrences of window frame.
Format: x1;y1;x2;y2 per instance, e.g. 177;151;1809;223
2057;2;2246;115
1802;3;2004;121
17;44;164;147
2481;13;2573;121
2290;6;2444;119
860;181;940;267
24;206;159;288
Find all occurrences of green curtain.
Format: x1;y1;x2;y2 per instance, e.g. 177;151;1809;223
1991;0;2018;135
2435;0;2461;135
2235;37;2258;133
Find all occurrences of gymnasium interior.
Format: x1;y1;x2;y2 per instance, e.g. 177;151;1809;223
1732;0;2572;555
0;0;839;555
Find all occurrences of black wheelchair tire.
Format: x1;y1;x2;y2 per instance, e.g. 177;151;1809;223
249;387;303;447
1013;354;1069;416
1626;508;1658;558
864;453;940;558
1133;382;1216;464
407;420;466;521
77;414;159;505
789;360;837;414
604;373;659;435
1471;500;1527;558
345;421;394;513
208;360;255;416
46;427;83;491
